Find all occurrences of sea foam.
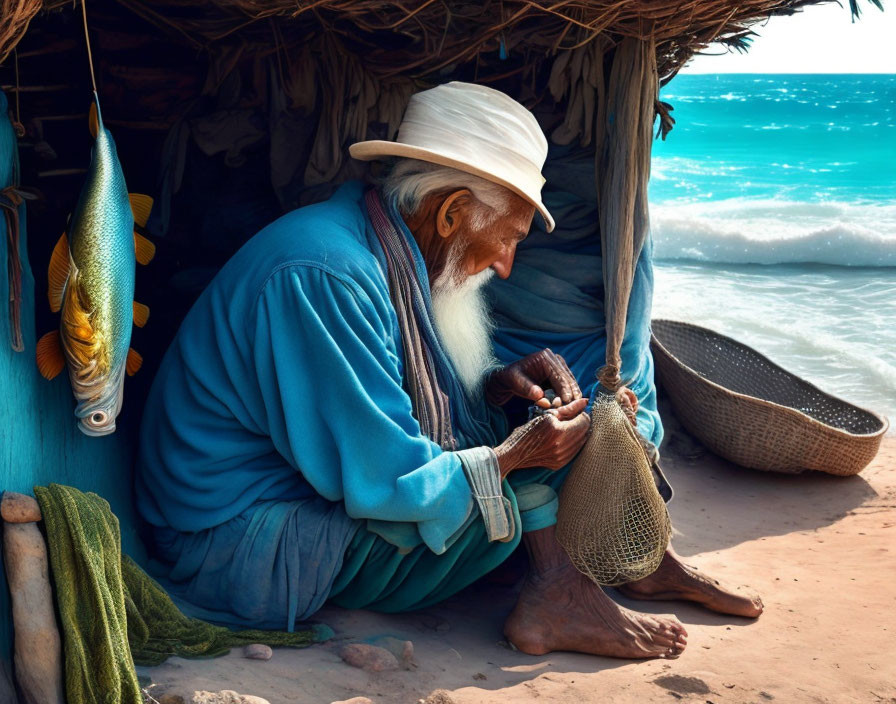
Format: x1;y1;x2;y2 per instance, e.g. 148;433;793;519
651;199;896;267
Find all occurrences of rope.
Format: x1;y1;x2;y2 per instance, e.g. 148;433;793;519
80;0;98;93
12;49;24;137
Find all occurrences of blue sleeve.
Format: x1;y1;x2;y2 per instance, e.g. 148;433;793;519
250;264;475;554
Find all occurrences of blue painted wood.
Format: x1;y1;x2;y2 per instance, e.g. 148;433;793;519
1;91;145;663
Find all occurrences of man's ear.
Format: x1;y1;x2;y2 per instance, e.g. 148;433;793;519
436;189;472;239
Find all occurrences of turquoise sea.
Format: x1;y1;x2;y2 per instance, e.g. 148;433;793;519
649;74;896;425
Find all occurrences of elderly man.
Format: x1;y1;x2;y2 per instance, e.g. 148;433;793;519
136;82;760;661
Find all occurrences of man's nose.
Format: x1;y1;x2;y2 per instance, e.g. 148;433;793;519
491;246;516;280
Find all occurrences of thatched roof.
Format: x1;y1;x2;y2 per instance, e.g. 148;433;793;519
2;0;876;85
0;0;882;392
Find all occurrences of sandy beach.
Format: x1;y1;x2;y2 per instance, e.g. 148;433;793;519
142;429;896;704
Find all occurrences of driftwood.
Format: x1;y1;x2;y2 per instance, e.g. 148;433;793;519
1;493;64;704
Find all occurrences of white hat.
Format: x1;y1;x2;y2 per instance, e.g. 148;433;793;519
350;81;555;232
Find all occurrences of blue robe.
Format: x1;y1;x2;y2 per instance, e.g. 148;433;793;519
137;182;520;629
137;159;661;630
490;142;663;446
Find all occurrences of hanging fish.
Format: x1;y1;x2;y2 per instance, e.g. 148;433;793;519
36;93;155;436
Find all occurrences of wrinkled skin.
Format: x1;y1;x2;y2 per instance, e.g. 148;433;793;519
487;348;583;408
401;186;763;660
494;398;591;479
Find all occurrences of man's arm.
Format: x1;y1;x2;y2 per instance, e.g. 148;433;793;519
251;264;592;551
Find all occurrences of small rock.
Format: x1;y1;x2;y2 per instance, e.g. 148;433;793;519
191;691;270;704
0;492;42;523
370;636;415;669
339;643;400;672
652;675;711;696
158;695;186;704
472;672;487;681
313;624;336;642
419;691;456;704
243;644;273;661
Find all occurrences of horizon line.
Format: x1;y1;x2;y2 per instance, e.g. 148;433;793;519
678;71;895;75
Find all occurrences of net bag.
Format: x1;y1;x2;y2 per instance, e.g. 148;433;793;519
556;394;670;586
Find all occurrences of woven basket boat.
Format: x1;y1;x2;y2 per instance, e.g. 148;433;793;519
650;319;889;476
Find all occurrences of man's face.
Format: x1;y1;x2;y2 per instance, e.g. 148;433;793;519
453;194;536;281
427;191;535;396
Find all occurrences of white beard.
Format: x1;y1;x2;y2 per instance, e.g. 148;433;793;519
431;251;500;399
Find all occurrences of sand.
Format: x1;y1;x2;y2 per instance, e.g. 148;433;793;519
141;434;896;704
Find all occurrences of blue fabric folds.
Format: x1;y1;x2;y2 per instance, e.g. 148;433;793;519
136;181;510;630
136;139;664;628
151;497;357;631
490;142;663;447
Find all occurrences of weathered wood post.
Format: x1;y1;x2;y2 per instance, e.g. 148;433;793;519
1;492;64;704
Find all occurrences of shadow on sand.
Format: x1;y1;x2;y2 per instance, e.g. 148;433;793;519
661;440;878;558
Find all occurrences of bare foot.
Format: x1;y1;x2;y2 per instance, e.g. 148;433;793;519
619;549;763;618
504;562;688;659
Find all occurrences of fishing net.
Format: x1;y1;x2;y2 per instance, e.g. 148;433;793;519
556;394;670;586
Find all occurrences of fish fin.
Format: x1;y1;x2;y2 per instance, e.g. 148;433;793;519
36;331;65;379
126;347;143;376
48;233;70;313
132;301;150;328
89;101;98;139
129;194;153;228
134;232;156;265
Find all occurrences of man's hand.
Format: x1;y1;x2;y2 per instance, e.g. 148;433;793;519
494;398;591;478
486;349;582;408
616;386;639;427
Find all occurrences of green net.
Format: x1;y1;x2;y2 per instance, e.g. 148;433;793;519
34;483;317;704
555;395;670;586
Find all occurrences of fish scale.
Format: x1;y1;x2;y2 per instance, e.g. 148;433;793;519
69;111;134;374
36;93;155;436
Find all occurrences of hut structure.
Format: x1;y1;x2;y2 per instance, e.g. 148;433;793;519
0;0;878;699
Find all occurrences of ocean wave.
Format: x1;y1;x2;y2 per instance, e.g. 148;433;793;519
651;199;896;267
651;264;896;423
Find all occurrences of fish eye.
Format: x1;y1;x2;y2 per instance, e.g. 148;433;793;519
91;411;107;424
